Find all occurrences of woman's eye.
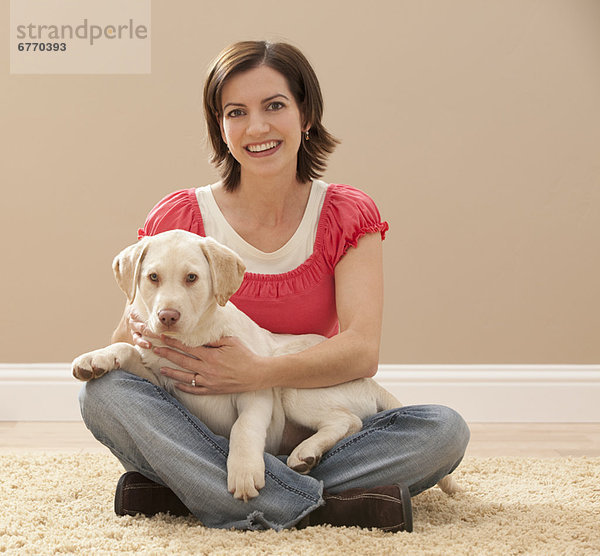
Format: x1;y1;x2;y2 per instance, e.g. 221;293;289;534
226;108;245;118
186;273;198;283
149;273;159;282
267;101;284;111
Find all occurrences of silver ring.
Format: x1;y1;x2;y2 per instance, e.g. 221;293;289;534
191;376;196;387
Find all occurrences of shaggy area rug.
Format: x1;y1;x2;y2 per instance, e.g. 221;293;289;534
1;453;598;555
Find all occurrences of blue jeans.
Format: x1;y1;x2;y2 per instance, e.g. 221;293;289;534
79;370;470;530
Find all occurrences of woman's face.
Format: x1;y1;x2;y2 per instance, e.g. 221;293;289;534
219;65;306;183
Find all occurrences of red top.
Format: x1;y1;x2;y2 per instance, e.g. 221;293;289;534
138;184;388;337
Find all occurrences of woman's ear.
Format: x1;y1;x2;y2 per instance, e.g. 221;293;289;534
302;115;312;133
301;102;312;132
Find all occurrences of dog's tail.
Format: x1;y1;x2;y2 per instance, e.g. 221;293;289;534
374;382;402;411
437;475;464;495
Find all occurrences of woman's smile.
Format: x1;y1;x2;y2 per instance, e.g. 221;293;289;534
244;140;283;156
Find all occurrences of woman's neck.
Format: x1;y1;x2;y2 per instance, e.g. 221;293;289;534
212;174;313;252
245;184;305;225
216;172;311;226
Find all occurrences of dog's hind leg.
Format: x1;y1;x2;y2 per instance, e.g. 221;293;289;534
374;382;402;411
286;408;363;474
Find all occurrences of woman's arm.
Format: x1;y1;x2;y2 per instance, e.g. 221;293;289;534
157;232;384;394
264;231;383;387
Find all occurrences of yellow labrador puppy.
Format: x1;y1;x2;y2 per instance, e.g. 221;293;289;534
73;230;460;501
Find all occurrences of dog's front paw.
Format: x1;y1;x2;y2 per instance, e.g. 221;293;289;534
72;349;121;381
287;445;322;474
227;458;265;502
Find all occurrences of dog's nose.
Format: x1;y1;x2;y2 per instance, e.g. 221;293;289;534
158;309;180;326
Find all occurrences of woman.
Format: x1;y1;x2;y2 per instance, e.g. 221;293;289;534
79;41;470;532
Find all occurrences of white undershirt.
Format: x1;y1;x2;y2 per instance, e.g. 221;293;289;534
195;180;328;274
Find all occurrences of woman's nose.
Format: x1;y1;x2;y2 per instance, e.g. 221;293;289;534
246;113;270;136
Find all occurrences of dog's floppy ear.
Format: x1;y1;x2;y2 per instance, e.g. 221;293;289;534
112;238;150;303
200;237;246;306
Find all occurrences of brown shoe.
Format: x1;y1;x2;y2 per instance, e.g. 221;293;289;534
307;483;412;533
114;472;191;517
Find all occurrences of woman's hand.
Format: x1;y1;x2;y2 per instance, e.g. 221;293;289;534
128;309;159;349
154;336;267;395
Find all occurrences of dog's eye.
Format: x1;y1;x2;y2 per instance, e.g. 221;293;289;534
149;273;159;282
186;273;198;283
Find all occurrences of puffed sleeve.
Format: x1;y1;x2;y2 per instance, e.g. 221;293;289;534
137;188;205;240
322;184;389;271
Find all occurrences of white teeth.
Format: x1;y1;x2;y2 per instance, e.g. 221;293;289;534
247;141;279;152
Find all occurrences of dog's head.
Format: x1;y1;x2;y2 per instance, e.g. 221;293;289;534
113;230;246;335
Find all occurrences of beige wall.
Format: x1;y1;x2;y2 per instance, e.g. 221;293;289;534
2;0;599;364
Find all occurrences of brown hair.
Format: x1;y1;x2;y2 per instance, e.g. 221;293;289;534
203;41;340;191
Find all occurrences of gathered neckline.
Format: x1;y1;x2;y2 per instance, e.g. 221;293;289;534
189;185;335;282
197;181;325;260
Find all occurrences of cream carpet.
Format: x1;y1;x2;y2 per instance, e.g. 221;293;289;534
1;453;599;555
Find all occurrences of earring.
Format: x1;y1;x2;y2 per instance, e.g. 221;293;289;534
304;130;310;141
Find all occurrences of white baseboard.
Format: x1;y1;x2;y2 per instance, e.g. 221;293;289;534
0;364;83;421
377;365;600;422
1;364;599;422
